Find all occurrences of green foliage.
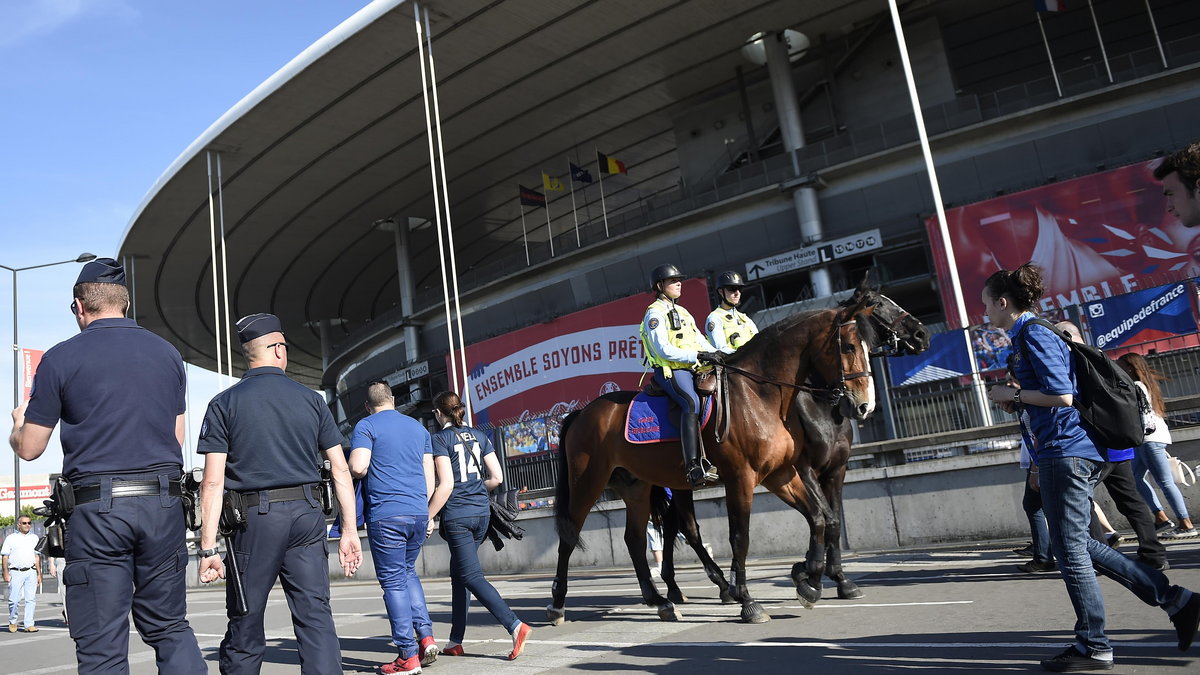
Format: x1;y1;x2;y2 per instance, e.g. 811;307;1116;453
0;505;41;528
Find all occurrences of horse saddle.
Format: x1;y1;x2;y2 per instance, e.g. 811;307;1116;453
625;392;714;444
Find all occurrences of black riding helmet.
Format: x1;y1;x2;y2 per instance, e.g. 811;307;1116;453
650;263;685;291
716;271;746;289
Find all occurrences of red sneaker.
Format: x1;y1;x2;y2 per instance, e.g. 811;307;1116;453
508;622;532;661
442;644;465;656
419;636;439;666
380;655;422;674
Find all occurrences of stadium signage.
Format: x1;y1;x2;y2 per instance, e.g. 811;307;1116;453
745;228;882;280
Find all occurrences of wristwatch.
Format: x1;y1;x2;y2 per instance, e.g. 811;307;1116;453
196;547;219;559
1013;389;1022;405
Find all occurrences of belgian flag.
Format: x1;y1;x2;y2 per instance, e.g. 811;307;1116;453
597;151;627;175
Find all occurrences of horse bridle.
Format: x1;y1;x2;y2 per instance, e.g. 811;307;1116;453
868;295;913;357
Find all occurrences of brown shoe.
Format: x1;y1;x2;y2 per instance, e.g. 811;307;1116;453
23;626;39;633
7;623;16;633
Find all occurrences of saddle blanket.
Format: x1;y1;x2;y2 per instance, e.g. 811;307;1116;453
625;393;713;444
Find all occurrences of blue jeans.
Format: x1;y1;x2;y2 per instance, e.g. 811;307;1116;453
1133;442;1190;521
1038;454;1189;655
1021;468;1053;564
367;516;431;658
7;568;37;628
443;515;519;644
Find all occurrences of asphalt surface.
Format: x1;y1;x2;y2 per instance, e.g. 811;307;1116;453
4;538;1200;673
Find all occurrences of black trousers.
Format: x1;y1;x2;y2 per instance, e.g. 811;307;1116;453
1088;459;1167;566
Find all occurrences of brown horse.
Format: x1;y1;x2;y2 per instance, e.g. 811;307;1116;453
548;293;880;624
651;288;929;608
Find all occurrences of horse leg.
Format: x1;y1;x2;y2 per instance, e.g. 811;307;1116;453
659;491;687;605
548;460;613;626
822;468;862;599
766;469;827;608
668;490;735;604
622;486;679;621
725;476;770;623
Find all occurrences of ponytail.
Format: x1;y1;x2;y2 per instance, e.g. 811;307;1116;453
433;391;468;427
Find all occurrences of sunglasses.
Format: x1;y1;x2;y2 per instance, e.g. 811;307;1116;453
18;521;31;525
264;342;288;350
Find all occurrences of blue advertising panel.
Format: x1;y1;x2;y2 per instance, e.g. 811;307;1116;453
1085;281;1197;349
888;329;974;386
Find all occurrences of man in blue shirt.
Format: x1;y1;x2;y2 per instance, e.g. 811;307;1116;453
349;382;439;674
8;258;205;673
196;313;361;674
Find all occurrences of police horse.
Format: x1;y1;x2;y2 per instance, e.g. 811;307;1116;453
547;289;886;624
645;288;929;610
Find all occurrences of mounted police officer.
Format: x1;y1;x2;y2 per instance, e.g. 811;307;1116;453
639;264;722;487
705;271;759;353
196;313;362;674
8;257;206;673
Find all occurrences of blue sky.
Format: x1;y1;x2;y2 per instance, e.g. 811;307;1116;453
1;1;368;479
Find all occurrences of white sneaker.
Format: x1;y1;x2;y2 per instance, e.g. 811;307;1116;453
651;567;662;578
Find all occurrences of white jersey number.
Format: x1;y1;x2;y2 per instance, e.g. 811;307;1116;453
454;440;482;483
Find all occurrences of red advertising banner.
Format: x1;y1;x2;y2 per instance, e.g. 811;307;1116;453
21;348;43;401
452;279;711;428
928;159;1200;328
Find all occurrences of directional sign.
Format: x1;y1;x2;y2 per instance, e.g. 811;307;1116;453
745;228;883;281
385;360;429;387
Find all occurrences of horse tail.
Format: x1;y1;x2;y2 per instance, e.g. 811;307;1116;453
649;485;671;526
554;409;585;551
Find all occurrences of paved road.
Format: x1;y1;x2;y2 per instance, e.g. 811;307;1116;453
5;538;1199;673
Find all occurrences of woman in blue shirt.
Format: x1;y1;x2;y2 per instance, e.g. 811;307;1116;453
429;391;532;660
983;263;1198;671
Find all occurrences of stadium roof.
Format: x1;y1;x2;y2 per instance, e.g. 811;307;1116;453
118;0;886;386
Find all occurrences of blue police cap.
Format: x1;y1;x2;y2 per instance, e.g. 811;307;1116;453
236;313;284;344
75;258;126;285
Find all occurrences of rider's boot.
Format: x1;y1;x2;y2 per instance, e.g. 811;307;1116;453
681;412;718;487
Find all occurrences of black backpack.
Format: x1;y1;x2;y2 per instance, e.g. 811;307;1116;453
1016;318;1146;450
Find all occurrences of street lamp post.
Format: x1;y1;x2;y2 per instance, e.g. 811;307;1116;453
2;252;96;519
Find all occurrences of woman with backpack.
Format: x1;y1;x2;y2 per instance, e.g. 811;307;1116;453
1118;353;1196;539
984;263;1199;672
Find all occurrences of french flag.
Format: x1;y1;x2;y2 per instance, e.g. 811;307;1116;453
1035;0;1066;11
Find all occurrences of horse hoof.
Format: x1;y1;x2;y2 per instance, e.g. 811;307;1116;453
741;602;771;624
719;590;737;605
837;582;864;600
795;580;822;608
657;603;683;621
667;589;689;605
546;605;565;626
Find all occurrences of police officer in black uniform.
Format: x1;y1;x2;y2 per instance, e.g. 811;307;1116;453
196;313;362;674
8;258;206;673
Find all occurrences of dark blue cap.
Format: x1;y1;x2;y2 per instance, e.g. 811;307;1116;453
236;313;283;343
75;258;126;285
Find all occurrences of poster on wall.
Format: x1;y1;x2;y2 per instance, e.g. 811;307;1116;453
927;159;1200;329
452;279;711;428
1084;280;1198;349
501;417;549;458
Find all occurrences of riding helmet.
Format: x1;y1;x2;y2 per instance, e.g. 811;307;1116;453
650;264;685;286
716;270;746;289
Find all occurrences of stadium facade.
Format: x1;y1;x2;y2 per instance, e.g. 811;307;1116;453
118;0;1200;494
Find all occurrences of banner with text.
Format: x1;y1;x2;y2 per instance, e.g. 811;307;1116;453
453;279;711;427
1085;281;1198;349
927;159;1200;328
21;348;43;401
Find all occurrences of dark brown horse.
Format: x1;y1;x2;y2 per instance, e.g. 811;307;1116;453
650;288;929;608
548;293;881;624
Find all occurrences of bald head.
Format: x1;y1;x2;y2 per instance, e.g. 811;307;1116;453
242;332;287;368
1054;321;1084;344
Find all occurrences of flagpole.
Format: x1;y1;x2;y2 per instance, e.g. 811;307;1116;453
595;148;610;238
544;192;555;257
567;159;581;247
1087;0;1113;83
1145;0;1168;69
519;204;530;265
1036;12;1063;98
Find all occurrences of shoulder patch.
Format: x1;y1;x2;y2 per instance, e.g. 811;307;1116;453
706;320;716;332
199;419;210;440
648;317;659;330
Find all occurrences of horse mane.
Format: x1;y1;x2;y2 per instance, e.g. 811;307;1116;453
730;298;879;366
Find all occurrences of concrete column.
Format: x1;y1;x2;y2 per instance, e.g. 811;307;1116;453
764;31;831;298
318;319;337;406
393;221;422;403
